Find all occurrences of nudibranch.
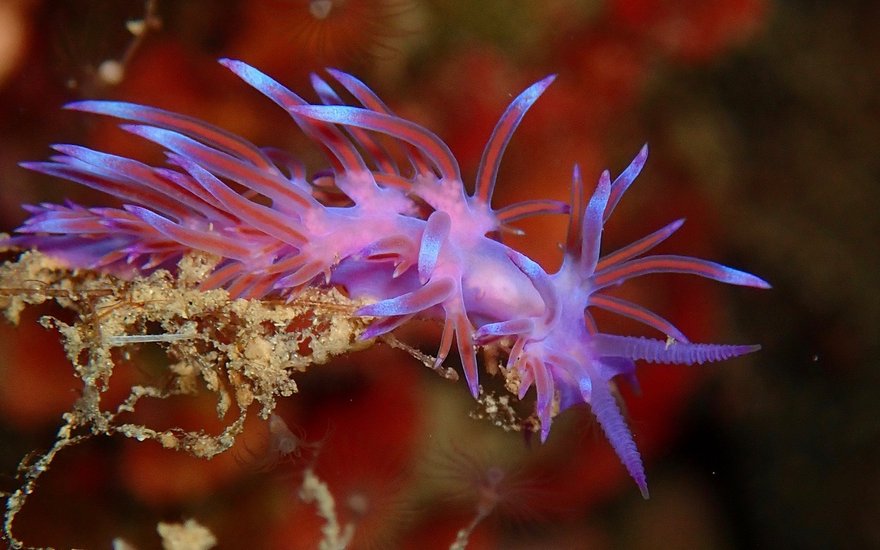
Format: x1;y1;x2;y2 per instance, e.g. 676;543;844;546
6;60;770;497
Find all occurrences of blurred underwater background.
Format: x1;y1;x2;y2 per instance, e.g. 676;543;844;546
0;0;877;548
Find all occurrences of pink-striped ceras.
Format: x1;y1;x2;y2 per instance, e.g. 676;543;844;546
7;59;770;497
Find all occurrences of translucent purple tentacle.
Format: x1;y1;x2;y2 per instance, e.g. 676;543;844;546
449;304;480;398
473;317;535;343
274;258;329;289
473;75;556;205
360;313;416;340
16;204;107;234
310;73;400;176
288;105;461;182
48;145;225;220
588;294;690;343
596;218;685;271
168;154;308;247
65;100;278;171
219;59;369;176
124;206;255;261
564;164;585;258
120;124;318;211
588;376;649;499
591;254;772;291
418;211;451;283
325;67;433;176
604;144;648;222
507;250;558;327
533;359;555;442
592;334;761;364
356;277;455;317
495;199;569;225
580;170;612;275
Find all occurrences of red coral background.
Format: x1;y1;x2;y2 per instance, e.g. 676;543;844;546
1;0;878;548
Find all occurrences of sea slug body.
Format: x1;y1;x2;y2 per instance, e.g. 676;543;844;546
6;60;770;497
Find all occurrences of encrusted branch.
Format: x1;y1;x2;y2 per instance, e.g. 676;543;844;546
0;250;373;548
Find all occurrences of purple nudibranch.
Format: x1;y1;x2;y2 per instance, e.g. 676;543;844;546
6;59;770;498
